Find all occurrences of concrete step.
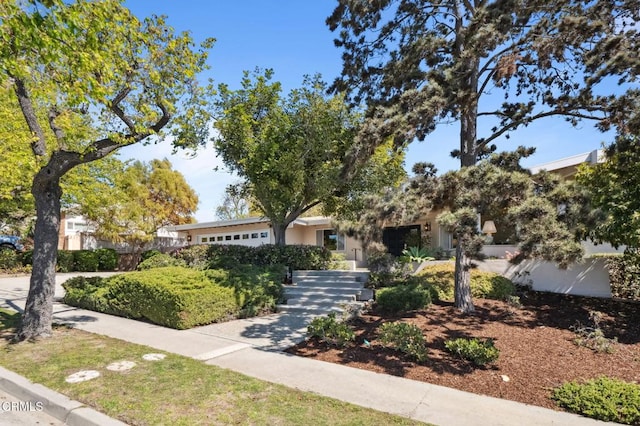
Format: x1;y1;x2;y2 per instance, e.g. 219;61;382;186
290;280;365;289
293;270;369;282
285;296;356;305
284;286;363;296
276;302;363;316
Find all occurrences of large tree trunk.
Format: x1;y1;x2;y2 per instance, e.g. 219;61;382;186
454;244;474;313
17;170;63;340
273;223;287;246
454;49;480;314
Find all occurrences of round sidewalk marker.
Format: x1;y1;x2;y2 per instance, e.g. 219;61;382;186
106;360;136;372
142;353;166;361
66;370;100;383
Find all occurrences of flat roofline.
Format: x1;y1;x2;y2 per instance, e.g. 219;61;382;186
529;149;602;174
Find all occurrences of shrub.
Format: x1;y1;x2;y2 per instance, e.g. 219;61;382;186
604;253;640;301
206;244;332;270
572;311;617;354
73;250;99;272
80;267;238;329
307;312;355;347
0;249;20;270
376;284;431;314
379;321;428;362
174;245;209;269
366;243;412;289
56;250;75;272
137;253;186;270
94;248;118;271
62;276;111;312
552;377;640;424
206;265;284;317
140;249;162;262
444;337;500;366
417;263;515;301
20;249;33;266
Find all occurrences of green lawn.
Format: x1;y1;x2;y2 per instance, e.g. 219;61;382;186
0;310;424;425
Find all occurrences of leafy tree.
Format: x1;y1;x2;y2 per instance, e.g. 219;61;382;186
328;0;640;312
213;69;405;245
215;183;254;221
576;136;640;250
71;159;198;253
1;0;213;340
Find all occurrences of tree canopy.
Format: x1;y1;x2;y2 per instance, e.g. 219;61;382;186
74;158;198;252
576;137;640;251
328;0;640;312
1;0;213;340
213;69;405;245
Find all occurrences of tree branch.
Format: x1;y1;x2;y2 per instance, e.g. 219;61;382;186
479;108;606;148
11;76;47;157
47;107;66;149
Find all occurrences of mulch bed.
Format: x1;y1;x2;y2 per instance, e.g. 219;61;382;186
286;291;640;410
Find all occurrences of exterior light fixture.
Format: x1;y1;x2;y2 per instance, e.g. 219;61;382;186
482;220;497;244
186;235;192;242
425;222;432;232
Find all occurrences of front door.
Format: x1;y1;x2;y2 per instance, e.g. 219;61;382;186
382;225;421;257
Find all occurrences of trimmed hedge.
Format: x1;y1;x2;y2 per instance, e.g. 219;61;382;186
137;253;186;270
207;244;332;270
205;265;284;317
376;285;432;314
21;248;118;272
73;250;99;272
417;263;516;301
95;248;118;271
63;267;238;329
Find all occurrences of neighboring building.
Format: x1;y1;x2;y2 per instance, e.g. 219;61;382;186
167;216;367;265
58;213;93;250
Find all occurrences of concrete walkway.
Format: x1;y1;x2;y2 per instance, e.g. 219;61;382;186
0;273;620;426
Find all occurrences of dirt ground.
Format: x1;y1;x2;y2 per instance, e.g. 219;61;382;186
287;291;640;410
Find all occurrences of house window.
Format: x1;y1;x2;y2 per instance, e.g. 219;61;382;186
251;233;259;239
233;234;240;240
242;234;249;240
201;237;208;243
217;236;223;241
316;229;345;251
225;235;232;241
260;232;268;238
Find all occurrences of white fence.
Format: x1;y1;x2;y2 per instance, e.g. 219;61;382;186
477;258;612;298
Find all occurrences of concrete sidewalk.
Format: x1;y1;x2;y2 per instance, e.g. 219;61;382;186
0;274;619;426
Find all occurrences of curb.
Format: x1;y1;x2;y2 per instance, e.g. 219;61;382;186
0;366;126;426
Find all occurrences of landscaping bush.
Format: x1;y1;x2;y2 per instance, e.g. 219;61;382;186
20;249;33;266
56;250;75;273
137;253;186;270
379;321;428;362
417;263;515;301
64;267;239;329
205;265;284;317
174;245;209;269
0;249;20;270
62;276;111;312
73;250;99;272
94;248;118;271
552;377;640;425
140;249;162;262
366;243;412;289
307;312;355;347
207;244;332;270
375;284;432;314
603;253;640;301
444;337;500;366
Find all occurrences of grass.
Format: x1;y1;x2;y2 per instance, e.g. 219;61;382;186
0;309;423;425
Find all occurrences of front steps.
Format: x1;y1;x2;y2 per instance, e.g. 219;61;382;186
277;270;369;316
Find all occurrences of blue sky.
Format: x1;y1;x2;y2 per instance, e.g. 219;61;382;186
120;1;614;222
